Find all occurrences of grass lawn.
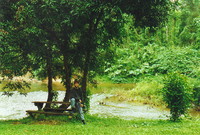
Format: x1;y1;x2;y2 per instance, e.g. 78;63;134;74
0;115;199;135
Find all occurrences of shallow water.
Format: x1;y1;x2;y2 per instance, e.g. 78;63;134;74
0;91;169;120
0;91;67;120
89;94;169;120
0;81;198;120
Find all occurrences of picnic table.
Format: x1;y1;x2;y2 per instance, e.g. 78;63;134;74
26;101;73;118
32;101;70;111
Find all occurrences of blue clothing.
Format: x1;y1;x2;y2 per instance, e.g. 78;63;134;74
70;98;85;120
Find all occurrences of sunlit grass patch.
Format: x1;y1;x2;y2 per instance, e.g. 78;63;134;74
100;80;165;107
0;115;200;135
89;82;136;94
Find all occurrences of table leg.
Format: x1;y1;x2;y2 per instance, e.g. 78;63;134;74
34;103;44;111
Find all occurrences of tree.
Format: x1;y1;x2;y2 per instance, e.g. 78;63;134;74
0;0;32;94
118;0;171;28
73;0;172;100
1;0;172;104
179;0;200;48
7;0;89;102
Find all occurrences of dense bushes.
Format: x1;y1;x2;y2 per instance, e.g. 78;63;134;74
105;45;200;83
151;47;200;78
103;0;200;84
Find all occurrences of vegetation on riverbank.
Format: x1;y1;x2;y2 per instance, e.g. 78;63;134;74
1;0;199;110
0;115;200;135
0;1;199;131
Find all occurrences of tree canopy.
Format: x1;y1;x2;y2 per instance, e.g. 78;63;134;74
1;0;173;102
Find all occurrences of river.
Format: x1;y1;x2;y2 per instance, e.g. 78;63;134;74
0;90;169;120
0;81;198;120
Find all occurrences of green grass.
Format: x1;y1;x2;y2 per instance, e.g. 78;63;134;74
0;115;200;135
89;82;136;94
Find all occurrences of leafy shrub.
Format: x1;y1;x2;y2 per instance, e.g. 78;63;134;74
162;72;192;121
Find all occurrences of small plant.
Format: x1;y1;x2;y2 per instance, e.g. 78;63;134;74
162;72;192;121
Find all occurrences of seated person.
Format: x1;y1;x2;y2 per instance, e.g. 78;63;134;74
70;79;86;124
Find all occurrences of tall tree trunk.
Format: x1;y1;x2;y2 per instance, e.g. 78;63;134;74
45;53;53;108
59;38;72;103
82;51;91;102
81;11;102;102
63;55;71;102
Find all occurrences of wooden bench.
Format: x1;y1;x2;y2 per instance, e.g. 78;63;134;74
26;110;74;118
26;101;72;118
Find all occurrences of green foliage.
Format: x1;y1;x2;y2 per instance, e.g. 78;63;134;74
0;0;172;102
130;80;164;103
83;89;91;113
50;90;59;108
1;0;199;114
179;0;200;48
162;72;193;121
193;86;200;109
1;0;172;79
103;0;200;83
192;80;200;109
2;80;30;93
105;44;200;83
118;0;172;27
152;47;200;77
0;0;17;22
